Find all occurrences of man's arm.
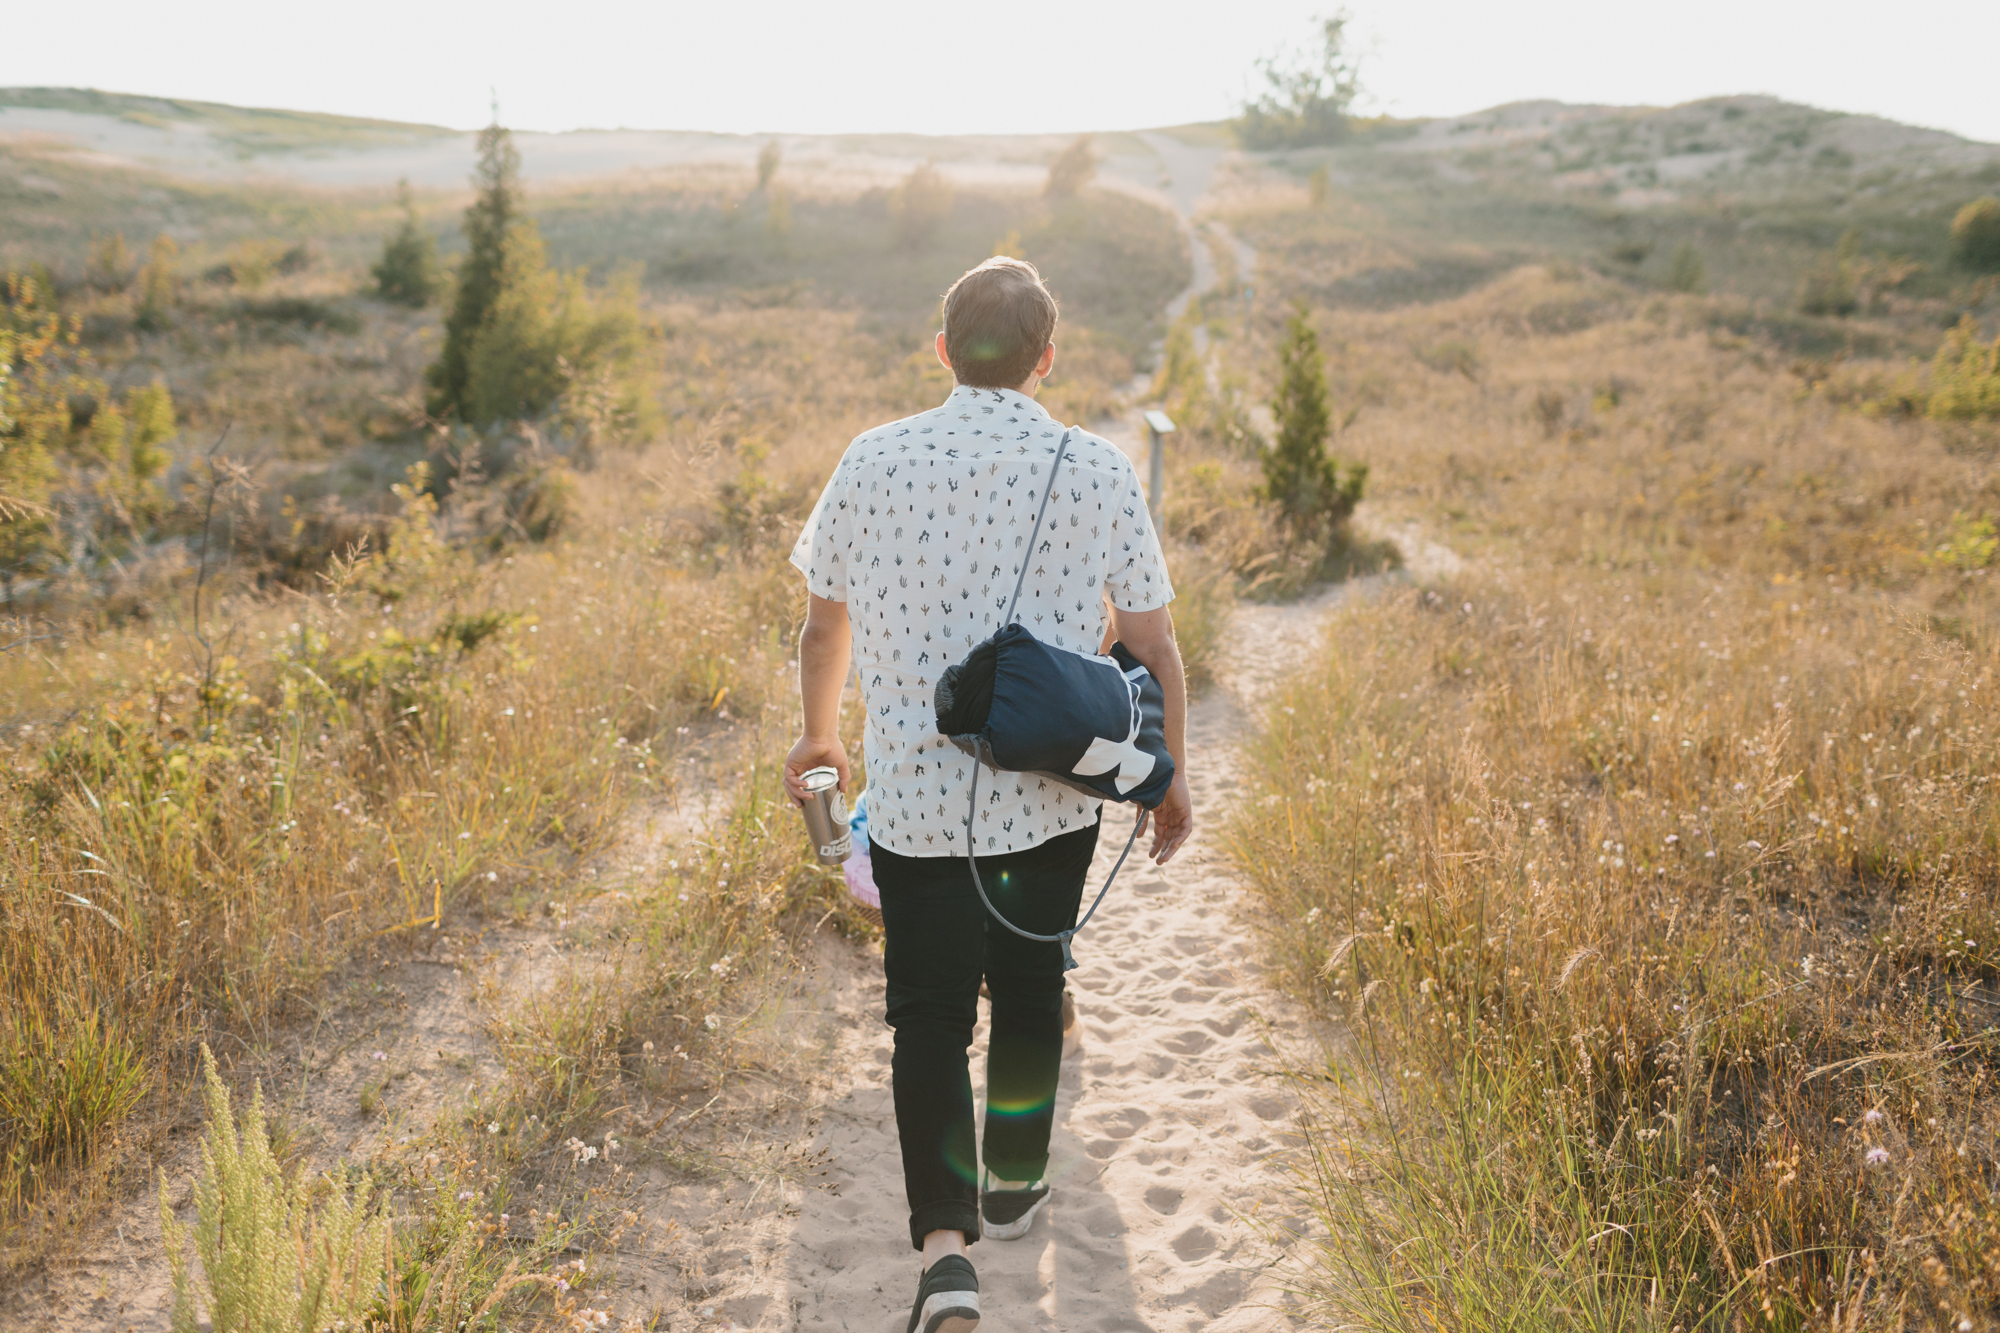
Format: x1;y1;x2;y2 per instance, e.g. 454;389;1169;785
784;592;853;803
1110;603;1193;865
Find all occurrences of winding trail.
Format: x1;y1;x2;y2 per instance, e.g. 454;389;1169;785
769;133;1356;1333
21;132;1452;1333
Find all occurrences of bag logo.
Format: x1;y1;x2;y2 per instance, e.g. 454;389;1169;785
1071;666;1155;795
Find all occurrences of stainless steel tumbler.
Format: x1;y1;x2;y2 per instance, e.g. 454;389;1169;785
798;766;852;864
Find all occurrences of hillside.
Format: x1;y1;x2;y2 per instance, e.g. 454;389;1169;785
6;82;2000;1331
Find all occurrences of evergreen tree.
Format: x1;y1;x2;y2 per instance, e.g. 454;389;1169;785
1797;230;1860;317
891;163;954;248
422;118;649;430
1665;241;1707;293
372;179;440;307
1264;305;1365;542
1307;164;1332;209
1952;197;2000;273
1044;136;1096;199
429;121;523;419
86;233;132;293
134;235;180;331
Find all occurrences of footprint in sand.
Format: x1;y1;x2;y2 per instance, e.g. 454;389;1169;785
1171;1223;1220;1262
1089;1106;1150;1139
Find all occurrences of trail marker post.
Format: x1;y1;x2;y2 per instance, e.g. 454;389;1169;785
1144;409;1176;532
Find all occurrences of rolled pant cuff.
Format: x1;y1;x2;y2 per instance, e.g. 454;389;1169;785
908;1200;981;1251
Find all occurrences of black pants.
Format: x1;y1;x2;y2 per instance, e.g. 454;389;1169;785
870;820;1100;1251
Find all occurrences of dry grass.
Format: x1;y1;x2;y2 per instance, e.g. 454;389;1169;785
0;153;1181;1312
0;487;801;1249
1220;240;2000;1325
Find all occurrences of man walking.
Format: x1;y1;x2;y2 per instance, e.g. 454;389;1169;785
784;256;1193;1332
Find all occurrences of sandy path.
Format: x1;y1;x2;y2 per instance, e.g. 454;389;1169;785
13;131;1409;1333
779;630;1315;1333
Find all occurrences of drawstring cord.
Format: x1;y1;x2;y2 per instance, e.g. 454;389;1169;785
957;428;1145;971
964;762;1142;971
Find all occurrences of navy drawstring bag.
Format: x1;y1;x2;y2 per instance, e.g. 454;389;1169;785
932;431;1174;969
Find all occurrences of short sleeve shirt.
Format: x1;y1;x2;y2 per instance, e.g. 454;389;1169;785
790;384;1173;857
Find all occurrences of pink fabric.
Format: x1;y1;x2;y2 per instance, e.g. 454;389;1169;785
843;843;881;910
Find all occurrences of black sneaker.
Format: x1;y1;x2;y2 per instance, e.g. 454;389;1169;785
905;1254;980;1333
980;1179;1051;1241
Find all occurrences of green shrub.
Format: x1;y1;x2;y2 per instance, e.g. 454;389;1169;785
756;139;781;192
0;293;179;581
373;179;441;307
134;234;179;331
1923;511;1998;569
0;1003;146;1199
1928;315;2000;421
429;122;522;419
1664;240;1706;293
158;1046;391;1333
1045;135;1096;199
460;243;646;427
1307;164;1331;208
1949;196;2000;272
1797;230;1860;316
429;124;649;428
1235;15;1361;149
237;295;362;333
85;233;132;293
502;461;577;543
890;162;954;247
1415;339;1480;379
765;184;792;240
206;239;286;292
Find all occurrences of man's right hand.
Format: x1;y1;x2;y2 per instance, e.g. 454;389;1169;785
1141;772;1193;865
783;734;850;805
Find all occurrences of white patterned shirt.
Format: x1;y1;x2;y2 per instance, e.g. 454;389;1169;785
790;384;1173;857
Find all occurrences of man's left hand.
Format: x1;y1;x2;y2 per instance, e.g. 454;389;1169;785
1137;772;1193;865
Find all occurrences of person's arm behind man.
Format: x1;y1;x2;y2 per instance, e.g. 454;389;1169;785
784;592;852;803
1111;604;1193;866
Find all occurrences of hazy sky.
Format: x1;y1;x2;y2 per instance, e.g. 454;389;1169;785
7;0;1996;145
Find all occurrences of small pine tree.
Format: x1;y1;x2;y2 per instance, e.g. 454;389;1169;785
124;381;178;483
757;139;782;192
1045;136;1096;199
134;234;180;330
86;233;133;292
1928;315;2000;421
765;184;793;240
1952;197;2000;273
0;321;61;583
891;163;954;247
1307;164;1332;209
1264;305;1365;542
1798;230;1860;317
372;179;440;307
1665;241;1707;293
425;118;648;429
429;120;523;419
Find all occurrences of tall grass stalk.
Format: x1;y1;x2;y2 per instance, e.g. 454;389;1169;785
159;1045;392;1333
